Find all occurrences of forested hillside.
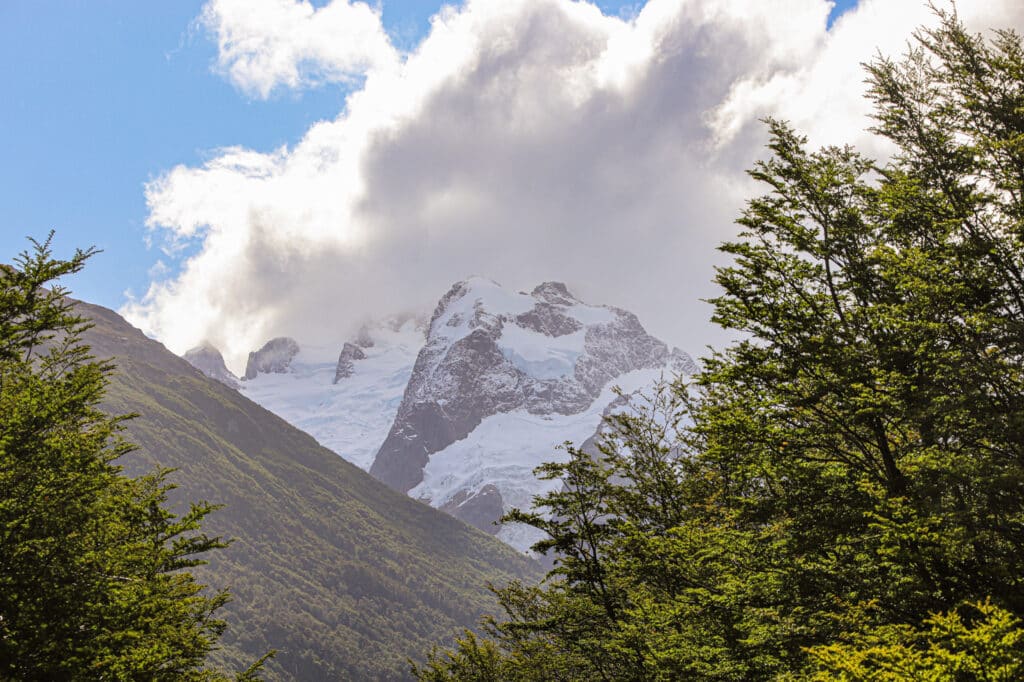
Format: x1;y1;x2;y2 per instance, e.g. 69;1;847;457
77;300;540;680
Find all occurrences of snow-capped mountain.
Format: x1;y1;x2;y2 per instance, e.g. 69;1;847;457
370;277;694;550
183;278;695;553
232;317;425;471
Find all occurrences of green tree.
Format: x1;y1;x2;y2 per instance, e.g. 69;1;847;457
0;235;267;680
415;10;1024;681
807;600;1024;681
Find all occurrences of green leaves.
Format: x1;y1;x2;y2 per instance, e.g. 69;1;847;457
0;237;262;680
807;600;1024;681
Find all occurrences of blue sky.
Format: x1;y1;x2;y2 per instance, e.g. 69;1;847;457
0;0;858;312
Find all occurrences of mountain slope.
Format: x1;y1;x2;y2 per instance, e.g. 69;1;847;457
78;300;540;681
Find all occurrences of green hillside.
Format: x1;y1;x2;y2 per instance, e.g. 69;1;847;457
77;300;540;680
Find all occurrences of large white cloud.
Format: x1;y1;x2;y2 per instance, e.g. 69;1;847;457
124;0;1024;373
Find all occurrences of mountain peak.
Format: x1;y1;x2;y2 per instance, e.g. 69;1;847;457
183;342;238;388
333;342;367;383
371;278;676;548
243;336;300;380
203;278;696;554
530;281;577;305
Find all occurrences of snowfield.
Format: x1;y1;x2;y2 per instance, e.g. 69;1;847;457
239;319;424;471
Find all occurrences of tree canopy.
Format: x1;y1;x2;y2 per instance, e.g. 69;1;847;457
0;235;266;680
415;11;1024;681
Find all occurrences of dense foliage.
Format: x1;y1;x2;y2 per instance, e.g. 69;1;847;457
415;12;1024;681
0;236;264;679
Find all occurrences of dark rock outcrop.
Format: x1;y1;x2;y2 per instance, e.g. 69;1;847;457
574;309;667;396
439;485;504;535
333;342;367;383
531;281;577;306
243;337;300;380
515;302;583;337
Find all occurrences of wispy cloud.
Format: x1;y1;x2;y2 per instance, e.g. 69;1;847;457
125;0;1024;373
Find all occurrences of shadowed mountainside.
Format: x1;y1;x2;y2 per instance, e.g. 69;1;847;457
78;300;540;680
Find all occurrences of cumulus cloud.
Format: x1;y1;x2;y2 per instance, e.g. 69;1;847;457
124;0;1024;373
709;0;1024;157
200;0;398;97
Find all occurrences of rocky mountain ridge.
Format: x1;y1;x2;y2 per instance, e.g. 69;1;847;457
371;278;674;491
184;278;696;552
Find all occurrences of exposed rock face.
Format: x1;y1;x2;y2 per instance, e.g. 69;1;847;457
370;278;670;502
438;484;504;535
333;342;367;383
574;309;668;397
243;337;300;380
183;343;239;388
515;302;583;337
670;347;700;375
530;281;576;306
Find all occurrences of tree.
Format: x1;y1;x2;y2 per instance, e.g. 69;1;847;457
0;235;267;679
806;600;1024;681
415;10;1024;680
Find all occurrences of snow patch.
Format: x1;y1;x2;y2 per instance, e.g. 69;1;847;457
240;320;424;470
410;367;666;553
497;325;585;379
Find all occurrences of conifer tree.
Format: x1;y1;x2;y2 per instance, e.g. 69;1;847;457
0;235;266;680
